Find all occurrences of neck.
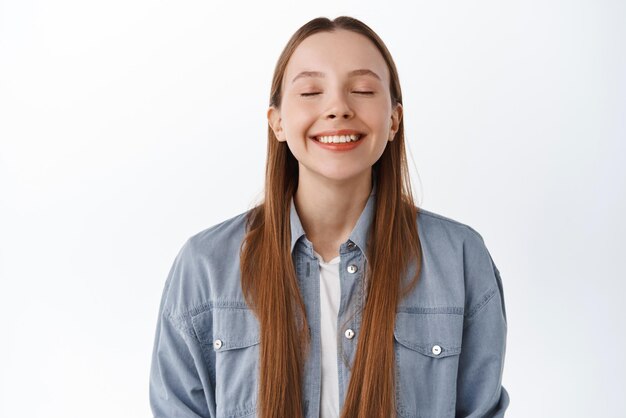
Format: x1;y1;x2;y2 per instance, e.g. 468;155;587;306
293;167;372;256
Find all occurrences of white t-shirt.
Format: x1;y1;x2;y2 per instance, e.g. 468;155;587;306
313;249;341;418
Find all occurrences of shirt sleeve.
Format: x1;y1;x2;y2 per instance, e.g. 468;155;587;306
455;233;510;417
149;241;216;418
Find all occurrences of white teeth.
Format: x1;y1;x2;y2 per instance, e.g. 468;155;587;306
316;134;362;144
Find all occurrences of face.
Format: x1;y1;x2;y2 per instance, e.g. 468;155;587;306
268;29;402;183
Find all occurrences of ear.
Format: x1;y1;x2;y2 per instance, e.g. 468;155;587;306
267;105;286;142
389;102;403;141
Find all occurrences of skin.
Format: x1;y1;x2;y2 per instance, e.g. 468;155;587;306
267;29;402;262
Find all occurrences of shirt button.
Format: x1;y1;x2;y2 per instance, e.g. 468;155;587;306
344;329;355;339
213;339;223;350
347;241;355;249
432;345;442;355
347;264;358;274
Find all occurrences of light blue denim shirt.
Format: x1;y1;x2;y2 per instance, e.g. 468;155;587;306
149;178;510;418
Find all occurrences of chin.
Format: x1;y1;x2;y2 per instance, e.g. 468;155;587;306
313;167;372;183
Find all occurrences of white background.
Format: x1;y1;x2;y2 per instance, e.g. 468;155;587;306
1;1;625;417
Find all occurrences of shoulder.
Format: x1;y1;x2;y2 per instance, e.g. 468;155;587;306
415;207;502;312
159;208;253;317
416;207;488;250
174;208;251;275
185;209;251;256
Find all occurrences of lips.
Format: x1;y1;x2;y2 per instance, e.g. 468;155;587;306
309;133;366;151
311;135;365;144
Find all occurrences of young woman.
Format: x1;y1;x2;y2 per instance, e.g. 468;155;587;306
150;16;510;418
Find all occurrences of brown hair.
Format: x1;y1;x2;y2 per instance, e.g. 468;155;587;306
239;16;423;418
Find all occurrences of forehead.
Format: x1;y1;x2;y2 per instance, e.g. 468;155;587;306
283;29;389;86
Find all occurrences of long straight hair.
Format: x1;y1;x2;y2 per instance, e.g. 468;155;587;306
239;16;423;418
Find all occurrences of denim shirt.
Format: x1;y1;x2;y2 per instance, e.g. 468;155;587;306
149;180;510;418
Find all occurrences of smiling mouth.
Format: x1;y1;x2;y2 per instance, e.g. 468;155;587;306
311;134;365;144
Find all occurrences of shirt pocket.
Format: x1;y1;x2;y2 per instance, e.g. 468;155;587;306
193;307;261;418
393;311;463;418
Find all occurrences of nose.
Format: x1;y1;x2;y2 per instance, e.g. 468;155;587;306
324;91;354;120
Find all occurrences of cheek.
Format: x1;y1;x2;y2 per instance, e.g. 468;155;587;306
363;112;390;134
358;101;390;124
282;111;317;138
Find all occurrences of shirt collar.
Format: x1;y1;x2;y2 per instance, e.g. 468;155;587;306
289;174;377;261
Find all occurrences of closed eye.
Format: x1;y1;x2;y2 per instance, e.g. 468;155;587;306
300;91;375;97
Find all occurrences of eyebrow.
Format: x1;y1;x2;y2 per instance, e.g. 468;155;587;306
291;68;382;84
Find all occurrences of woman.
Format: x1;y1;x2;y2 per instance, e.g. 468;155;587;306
150;16;510;418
